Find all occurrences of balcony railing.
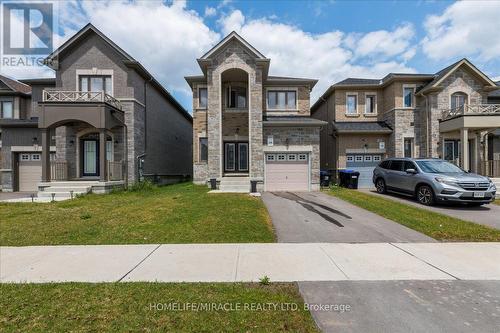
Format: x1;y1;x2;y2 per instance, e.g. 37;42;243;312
50;161;68;181
42;90;122;110
441;104;500;121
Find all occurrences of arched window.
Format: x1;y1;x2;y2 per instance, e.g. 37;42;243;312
451;92;467;109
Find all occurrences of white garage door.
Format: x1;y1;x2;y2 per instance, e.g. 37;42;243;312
265;153;309;192
18;153;42;192
346;154;382;189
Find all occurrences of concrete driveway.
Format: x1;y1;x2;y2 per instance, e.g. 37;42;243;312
362;189;500;230
299;280;500;333
262;192;434;243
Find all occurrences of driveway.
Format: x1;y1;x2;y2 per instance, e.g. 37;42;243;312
362;189;500;230
262;192;435;243
299;280;500;333
0;191;35;201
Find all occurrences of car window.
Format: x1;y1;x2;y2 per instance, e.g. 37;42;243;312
389;160;404;171
379;160;390;169
415;160;464;173
404;161;417;171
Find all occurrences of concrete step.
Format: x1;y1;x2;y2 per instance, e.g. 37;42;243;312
38;191;87;199
219;184;250;192
40;186;92;193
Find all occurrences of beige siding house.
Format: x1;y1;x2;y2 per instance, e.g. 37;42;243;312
186;32;325;192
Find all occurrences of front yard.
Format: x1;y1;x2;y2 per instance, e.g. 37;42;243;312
0;183;275;246
0;282;318;332
328;187;500;242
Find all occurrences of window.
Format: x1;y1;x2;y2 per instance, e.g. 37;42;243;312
380;160;391;169
106;140;113;161
389;160;404;171
227;86;246;108
277;154;286;161
31;153;41;161
365;95;376;114
287;154;297;161
20;153;30;161
298;154;307;161
198;87;207;109
79;75;112;95
404;138;413;158
404;161;417;172
346;94;358;114
267;90;297;110
364;155;373;162
451;92;467;109
373;155;381;162
199;138;208;162
355;155;363;162
0;100;13;118
347;155;354;162
403;87;414;108
266;154;276;161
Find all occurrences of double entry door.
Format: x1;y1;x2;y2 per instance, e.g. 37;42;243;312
224;142;248;173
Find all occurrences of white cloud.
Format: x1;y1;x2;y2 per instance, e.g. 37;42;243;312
492;76;500;82
352;23;415;59
218;12;416;102
204;6;216;17
422;1;500;61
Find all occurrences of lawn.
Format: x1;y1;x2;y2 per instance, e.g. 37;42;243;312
0;183;275;246
0;282;318;332
328;187;500;242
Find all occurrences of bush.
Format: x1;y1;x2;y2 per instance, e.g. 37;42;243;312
127;180;156;192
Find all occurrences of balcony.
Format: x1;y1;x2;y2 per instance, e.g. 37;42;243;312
441;104;500;121
42;90;122;110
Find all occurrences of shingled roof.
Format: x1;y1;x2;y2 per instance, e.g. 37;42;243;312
333;121;393;133
0;75;31;95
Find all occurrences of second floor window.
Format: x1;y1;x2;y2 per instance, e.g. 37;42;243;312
199;138;208;162
0;100;13;118
267;90;296;110
365;95;376;114
79;75;112;95
346;94;357;114
451;92;467;109
198;87;207;109
227;86;246;108
403;87;414;108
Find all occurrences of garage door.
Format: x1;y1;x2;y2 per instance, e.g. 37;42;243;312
346;154;382;189
265;153;309;191
18;153;42;192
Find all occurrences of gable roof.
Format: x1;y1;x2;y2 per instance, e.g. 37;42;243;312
199;31;267;60
0;75;31;95
333;121;393;134
418;58;498;94
44;23;191;122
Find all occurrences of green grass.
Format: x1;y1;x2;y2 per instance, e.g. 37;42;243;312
328;186;500;242
0;183;275;246
0;283;318;332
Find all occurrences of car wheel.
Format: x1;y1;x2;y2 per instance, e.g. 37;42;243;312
417;185;435;206
375;178;386;194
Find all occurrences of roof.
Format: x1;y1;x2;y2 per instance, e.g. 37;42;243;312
333;121;393;133
0;75;32;95
334;78;381;86
263;116;327;127
0;118;38;128
19;78;56;86
44;23;191;122
199;31;267;60
184;74;318;89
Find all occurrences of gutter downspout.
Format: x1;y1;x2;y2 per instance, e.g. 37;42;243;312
139;76;153;181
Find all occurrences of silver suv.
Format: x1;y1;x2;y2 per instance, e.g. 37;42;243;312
373;158;496;206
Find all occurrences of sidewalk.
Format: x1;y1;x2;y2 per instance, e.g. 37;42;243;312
1;243;499;283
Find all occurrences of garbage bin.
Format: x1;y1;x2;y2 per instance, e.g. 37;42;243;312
209;178;217;190
320;170;332;187
250;180;257;193
338;170;360;189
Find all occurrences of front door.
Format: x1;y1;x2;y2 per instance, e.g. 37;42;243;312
81;139;99;177
224;142;248;173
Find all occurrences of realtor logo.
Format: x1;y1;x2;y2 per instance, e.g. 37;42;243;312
1;0;57;70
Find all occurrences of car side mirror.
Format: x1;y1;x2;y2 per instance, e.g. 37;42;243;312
405;168;417;174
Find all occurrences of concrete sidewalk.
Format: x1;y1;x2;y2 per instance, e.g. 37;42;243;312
1;243;499;283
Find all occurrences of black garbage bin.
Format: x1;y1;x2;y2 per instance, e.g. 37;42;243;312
338;170;360;189
320;170;332;187
209;178;217;190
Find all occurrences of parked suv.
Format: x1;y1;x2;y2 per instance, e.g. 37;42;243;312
373;158;496;206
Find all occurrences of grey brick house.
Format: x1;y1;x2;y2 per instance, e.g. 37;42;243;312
311;59;500;187
0;24;192;195
185;32;325;192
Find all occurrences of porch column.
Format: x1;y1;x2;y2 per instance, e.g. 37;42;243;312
472;133;480;173
439;135;445;159
460;128;469;171
41;128;51;182
484;134;489;175
99;129;107;182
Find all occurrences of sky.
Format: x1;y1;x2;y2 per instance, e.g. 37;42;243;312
2;0;500;112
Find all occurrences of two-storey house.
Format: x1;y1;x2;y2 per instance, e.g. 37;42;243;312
185;32;325;192
0;24;192;196
312;59;500;187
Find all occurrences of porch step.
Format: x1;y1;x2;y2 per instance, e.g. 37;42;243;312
38;190;89;199
219;177;250;193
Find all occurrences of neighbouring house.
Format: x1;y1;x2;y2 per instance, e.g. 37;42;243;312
185;31;325;192
311;59;500;188
0;23;192;196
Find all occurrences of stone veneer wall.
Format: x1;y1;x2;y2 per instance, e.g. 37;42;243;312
263;126;320;190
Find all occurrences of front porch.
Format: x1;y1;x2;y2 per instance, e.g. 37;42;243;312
439;104;500;177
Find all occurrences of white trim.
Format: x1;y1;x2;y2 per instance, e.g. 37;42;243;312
364;92;377;115
265;87;298;111
429;59;498;90
11;145;56;152
262;145;313;152
201;32;266;60
449;91;470;109
346;92;358;115
402;84;416;108
76;69;114;97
